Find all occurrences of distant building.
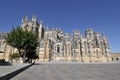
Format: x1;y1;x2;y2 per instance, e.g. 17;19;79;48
0;16;112;62
111;53;120;61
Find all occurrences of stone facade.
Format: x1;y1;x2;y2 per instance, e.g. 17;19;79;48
0;16;112;62
0;32;18;61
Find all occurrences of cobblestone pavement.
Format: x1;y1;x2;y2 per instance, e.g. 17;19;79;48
11;62;120;80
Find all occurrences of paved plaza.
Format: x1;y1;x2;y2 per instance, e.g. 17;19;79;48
11;62;120;80
0;63;29;77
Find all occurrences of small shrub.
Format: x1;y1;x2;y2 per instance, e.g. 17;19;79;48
9;53;19;59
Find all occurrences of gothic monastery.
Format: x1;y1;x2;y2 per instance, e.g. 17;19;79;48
0;16;112;62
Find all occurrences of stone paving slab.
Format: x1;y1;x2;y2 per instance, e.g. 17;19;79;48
0;63;29;77
11;62;120;80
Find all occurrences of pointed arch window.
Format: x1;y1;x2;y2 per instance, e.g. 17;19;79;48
57;46;60;53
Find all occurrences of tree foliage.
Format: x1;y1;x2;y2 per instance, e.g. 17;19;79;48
5;26;38;63
5;27;24;57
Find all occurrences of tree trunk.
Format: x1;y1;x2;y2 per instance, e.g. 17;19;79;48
23;48;27;63
18;49;22;57
18;49;23;63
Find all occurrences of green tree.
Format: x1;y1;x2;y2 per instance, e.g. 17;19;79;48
5;27;24;57
5;26;38;63
22;29;38;63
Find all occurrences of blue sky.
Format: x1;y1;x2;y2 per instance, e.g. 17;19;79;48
0;0;120;53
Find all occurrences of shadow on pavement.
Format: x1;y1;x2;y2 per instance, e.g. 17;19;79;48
0;63;34;80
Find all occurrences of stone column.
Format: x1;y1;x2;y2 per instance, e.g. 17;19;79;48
44;41;49;61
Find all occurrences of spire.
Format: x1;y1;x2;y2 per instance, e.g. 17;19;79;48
103;34;107;40
46;25;49;31
40;20;43;24
39;20;43;30
52;27;55;31
55;27;58;31
32;15;36;22
22;16;28;23
58;28;60;31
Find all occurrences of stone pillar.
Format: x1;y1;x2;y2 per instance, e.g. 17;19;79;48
39;21;43;39
44;41;49;61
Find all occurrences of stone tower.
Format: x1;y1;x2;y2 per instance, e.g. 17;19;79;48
21;15;44;38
